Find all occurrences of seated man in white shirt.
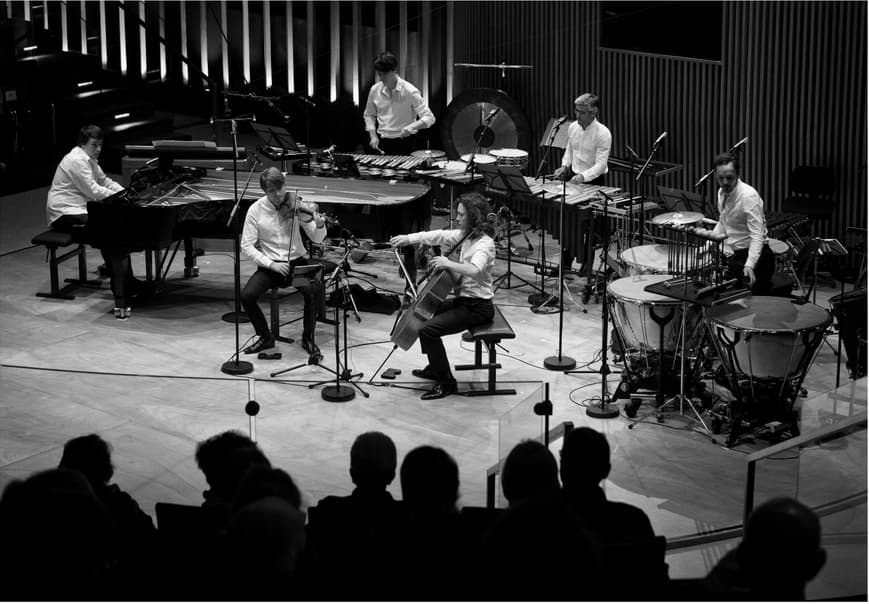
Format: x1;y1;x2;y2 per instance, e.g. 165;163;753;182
240;167;336;357
364;51;436;156
552;93;612;271
46;124;143;319
700;152;775;293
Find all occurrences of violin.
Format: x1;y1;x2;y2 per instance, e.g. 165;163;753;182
278;193;339;227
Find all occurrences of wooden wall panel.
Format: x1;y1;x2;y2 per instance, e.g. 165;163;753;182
456;1;867;240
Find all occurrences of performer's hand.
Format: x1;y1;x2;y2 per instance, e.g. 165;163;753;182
428;256;452;271
743;266;756;288
552;166;568;181
389;235;411;248
270;261;291;277
570;173;586;184
369;134;381;151
314;215;326;228
400;125;416;138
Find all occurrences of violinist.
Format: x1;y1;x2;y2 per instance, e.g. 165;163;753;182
389;193;496;400
240;167;335;357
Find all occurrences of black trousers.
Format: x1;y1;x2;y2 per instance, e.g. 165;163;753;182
726;244;775;295
561;172;606;267
374;133;424;156
51;214;135;307
241;257;337;341
419;297;494;382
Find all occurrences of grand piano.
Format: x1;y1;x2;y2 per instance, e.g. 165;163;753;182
87;165;431;289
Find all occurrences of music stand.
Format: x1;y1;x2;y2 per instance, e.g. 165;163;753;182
332;153;361;178
480;164;543;294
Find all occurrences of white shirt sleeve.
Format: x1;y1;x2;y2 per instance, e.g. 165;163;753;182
363;87;378;133
409;90;436;131
407;229;463;249
743;193;766;269
302;218;327;244
69;155;121;200
561;124;575;169
241;205;273;269
579;127;612;182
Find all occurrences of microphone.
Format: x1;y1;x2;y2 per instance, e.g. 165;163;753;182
555;114;569;126
653;131;668;146
324;144;336;156
341;228;360;246
486;212;498;222
299;95;316;107
731;136;749;151
625;143;641;160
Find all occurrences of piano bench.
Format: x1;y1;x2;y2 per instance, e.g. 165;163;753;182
454;305;517;397
31;230;99;300
269;287;302;344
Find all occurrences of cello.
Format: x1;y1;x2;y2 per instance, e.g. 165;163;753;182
390;232;471;351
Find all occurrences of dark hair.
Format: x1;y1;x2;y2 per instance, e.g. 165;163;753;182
59;434;114;486
373;51;398;73
259;166;285;191
713;152;740;173
560;427;610;488
501;440;559;506
350;431;397;490
233;466;302;512
195;431;271;501
458;192;495;238
400;445;460;510
77;124;103;146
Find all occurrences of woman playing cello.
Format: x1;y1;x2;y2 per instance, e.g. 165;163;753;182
389;193;496;400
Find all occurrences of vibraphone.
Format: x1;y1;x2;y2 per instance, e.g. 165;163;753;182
351;154;426;170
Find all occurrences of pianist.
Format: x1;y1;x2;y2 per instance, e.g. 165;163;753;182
240;167;333;357
364;51;436;155
46;124;143;319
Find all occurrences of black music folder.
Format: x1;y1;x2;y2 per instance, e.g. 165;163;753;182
477;164;534;196
251;123;300;151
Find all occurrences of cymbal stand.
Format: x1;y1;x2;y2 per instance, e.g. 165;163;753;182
214;114;256;376
634;132;667;245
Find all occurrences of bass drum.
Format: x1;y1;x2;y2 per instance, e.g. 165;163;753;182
440;88;533;160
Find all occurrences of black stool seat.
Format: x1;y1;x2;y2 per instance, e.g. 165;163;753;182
32;229;100;300
455;305;517;396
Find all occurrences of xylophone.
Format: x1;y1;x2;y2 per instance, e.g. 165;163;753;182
351;154;427;171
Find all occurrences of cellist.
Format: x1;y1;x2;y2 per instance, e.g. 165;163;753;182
389;193;497;400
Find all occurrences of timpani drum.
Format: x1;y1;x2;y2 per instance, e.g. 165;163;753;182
490;148;529;171
767;238;792;273
608;274;697;374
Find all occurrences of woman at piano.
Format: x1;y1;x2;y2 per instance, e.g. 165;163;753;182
389;193;496;400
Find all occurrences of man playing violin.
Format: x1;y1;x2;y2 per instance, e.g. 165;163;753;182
389;193;496;400
240;167;335;357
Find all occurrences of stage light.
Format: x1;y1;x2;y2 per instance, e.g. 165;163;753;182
23;45;38;52
77;81;94;87
114;112;131;119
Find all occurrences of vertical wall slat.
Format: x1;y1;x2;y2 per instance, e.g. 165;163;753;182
352;1;360;105
285;0;293;93
306;1;315;96
100;0;107;68
80;0;87;53
330;1;339;101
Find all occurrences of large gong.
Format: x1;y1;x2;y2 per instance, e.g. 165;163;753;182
440;88;533;160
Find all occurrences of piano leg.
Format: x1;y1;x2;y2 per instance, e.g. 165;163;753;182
184;237;200;278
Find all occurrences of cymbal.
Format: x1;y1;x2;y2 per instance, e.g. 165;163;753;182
440;88;532;160
651;211;704;226
411;149;445;159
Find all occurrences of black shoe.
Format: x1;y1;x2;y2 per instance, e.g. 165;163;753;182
301;338;322;359
461;331;474;342
412;367;439;381
131;279;156;299
421;381;458;400
97;263;110;278
244;335;275;355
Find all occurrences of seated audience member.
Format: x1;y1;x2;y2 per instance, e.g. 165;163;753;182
559;427;655;542
46;124;146;319
399;445;463;596
0;468;115;600
500;440;560;506
705;497;826;600
224;496;308;600
304;431;408;599
232;465;303;512
59;434;157;578
194;430;271;517
473;497;602;600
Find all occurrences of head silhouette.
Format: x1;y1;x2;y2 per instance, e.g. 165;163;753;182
59;434;114;488
195;431;271;504
501;440;560;506
400;445;460;511
233;466;302;512
560;427;611;492
349;431;397;491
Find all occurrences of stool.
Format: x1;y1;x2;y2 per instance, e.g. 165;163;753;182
31;230;100;299
269;286;301;343
454;305;517;396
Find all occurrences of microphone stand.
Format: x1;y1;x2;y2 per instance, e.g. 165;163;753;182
634;135;666;245
465;108;499;177
543;173;577;370
530;119;566;307
565;190;619;418
215;114;257;376
625;143;641;249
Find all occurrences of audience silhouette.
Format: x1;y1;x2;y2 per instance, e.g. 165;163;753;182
500;439;560;506
0;428;834;601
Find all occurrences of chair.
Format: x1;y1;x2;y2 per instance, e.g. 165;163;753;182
782;166;837;223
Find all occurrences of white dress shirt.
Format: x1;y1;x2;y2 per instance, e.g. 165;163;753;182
241;196;327;269
363;76;436;139
712;179;768;269
407;229;496;299
46;146;124;226
560;119;612;182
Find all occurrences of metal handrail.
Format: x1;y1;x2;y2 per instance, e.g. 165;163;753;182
485;420;574;508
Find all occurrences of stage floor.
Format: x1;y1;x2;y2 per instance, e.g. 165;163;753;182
1;184;864;591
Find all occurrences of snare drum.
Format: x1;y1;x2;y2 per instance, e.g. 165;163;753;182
767;238;792;273
460;153;496;164
619;244;711;276
608;274;698;374
490;148;529;171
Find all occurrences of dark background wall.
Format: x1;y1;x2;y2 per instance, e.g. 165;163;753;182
455;1;867;240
